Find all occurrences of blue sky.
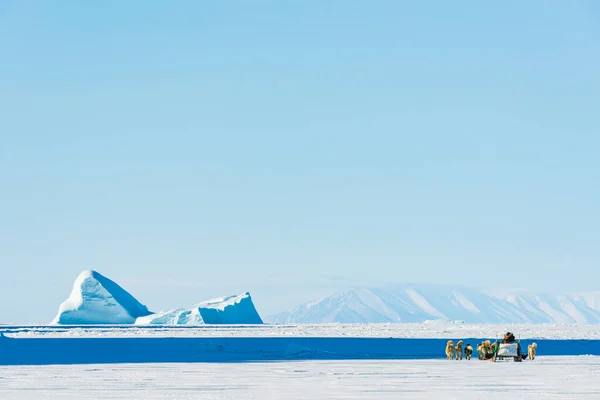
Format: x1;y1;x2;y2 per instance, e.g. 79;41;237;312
1;1;599;322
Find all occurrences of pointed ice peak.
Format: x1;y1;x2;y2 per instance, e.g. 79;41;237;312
52;270;152;325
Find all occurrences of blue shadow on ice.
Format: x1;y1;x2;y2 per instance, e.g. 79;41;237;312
2;334;600;365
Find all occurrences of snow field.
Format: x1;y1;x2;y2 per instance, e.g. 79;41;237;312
5;322;600;339
1;357;599;399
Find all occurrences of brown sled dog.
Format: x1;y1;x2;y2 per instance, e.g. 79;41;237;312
464;344;473;360
478;340;495;361
455;340;464;360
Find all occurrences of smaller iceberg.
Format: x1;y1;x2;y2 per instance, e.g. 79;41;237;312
135;293;263;325
52;270;152;325
135;308;204;325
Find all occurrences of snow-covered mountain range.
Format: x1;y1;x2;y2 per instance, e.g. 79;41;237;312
267;284;600;324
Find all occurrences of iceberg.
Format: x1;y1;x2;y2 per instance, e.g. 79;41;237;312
134;308;204;325
52;270;152;325
135;293;263;325
52;271;264;325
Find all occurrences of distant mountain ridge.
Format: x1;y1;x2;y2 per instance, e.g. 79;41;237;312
267;284;600;324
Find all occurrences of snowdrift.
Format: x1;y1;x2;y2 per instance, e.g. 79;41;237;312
52;271;263;325
52;270;152;325
135;293;263;325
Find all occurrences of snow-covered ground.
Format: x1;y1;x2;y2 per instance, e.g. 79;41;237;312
1;357;599;399
4;321;600;339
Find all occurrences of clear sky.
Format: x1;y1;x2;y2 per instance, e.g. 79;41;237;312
1;1;599;323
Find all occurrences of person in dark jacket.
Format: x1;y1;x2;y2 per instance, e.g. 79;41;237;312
502;332;516;343
501;332;527;360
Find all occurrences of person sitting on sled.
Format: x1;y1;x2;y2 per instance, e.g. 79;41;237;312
501;331;527;360
502;332;516;343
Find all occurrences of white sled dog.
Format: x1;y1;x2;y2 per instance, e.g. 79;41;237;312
528;343;537;360
445;340;455;360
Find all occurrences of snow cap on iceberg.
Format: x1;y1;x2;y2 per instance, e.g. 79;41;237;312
52;270;152;325
135;292;263;325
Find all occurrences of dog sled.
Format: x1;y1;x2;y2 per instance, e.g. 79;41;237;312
453;332;536;362
475;332;529;362
494;332;525;362
495;342;522;362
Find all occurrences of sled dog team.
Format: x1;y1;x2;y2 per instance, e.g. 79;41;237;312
444;340;472;360
445;339;537;360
